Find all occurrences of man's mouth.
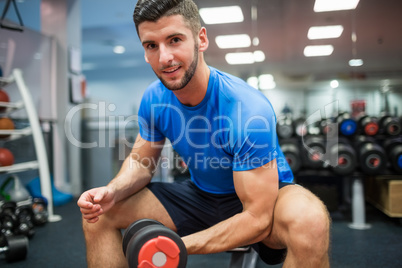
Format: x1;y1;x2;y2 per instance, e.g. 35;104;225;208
162;66;181;74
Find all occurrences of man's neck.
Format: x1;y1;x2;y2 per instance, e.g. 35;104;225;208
172;61;210;107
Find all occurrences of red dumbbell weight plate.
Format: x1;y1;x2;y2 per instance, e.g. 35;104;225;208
124;219;187;268
138;235;180;267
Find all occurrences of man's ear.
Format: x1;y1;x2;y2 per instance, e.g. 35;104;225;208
198;27;209;52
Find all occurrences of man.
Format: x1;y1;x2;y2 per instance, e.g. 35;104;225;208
77;0;330;267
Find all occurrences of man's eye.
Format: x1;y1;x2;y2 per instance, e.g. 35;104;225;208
171;37;181;43
147;44;156;49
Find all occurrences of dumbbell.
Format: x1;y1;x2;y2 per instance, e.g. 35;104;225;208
293;117;307;137
31;198;48;226
379;115;401;136
0;202;35;238
383;137;402;174
328;138;357;176
0;234;28;262
354;136;387;175
123;219;187;268
0;202;18;233
336;113;357;137
280;139;302;173
301;135;325;169
15;205;35;238
319;118;331;136
277;115;294;139
357;115;379;136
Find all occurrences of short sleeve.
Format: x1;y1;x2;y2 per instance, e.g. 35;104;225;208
138;88;165;142
231;106;278;171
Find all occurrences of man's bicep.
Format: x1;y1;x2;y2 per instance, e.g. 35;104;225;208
233;159;279;216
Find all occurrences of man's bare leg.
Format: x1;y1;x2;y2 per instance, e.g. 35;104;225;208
264;185;331;268
82;188;176;268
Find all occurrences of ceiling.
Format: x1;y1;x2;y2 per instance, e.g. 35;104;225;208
2;0;402;91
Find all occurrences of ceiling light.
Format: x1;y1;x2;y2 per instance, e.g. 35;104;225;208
308;25;344;40
113;45;125;54
330;80;339;89
225;52;255;65
252;37;260;46
259;74;274;82
304;45;334;57
199;6;244;24
349;59;364;67
215;34;251;49
314;0;360;12
259;74;276;90
247;77;259;89
247;74;276;90
253;51;265;62
225;51;265;65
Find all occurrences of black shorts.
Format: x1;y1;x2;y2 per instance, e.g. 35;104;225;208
147;179;293;265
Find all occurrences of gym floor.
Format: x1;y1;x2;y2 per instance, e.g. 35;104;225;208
1;198;401;267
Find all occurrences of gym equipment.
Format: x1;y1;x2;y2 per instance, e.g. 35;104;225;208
123;219;187;268
0;117;14;129
301;135;325;169
0;89;10;113
0;175;31;202
26;177;73;207
328;139;357;176
0;198;39;239
0;148;14;166
319;118;337;138
354;136;387;175
383;137;402;174
336;113;357;137
357;115;379;136
14;204;35;238
293;117;307;137
31;198;48;226
228;246;258;268
0;234;28;262
379;115;401;136
280;139;302;173
276;114;294;139
348;175;371;230
0;117;15;139
0;201;18;233
0;0;24;32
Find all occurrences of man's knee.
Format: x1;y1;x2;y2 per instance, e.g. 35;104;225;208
82;208;120;236
295;201;329;246
280;188;330;250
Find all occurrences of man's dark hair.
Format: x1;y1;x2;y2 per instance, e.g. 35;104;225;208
133;0;201;38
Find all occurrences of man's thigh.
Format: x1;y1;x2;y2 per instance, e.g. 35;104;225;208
106;187;176;231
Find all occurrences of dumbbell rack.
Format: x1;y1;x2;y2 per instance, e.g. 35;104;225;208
0;68;61;222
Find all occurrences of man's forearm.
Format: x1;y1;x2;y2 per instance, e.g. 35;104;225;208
182;210;272;255
107;155;154;203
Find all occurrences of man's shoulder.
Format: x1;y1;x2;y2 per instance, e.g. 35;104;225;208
211;67;269;105
142;80;169;103
145;80;164;94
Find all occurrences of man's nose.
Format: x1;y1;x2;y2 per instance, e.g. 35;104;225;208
159;44;174;65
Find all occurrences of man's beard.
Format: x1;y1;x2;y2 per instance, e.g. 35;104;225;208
157;45;199;91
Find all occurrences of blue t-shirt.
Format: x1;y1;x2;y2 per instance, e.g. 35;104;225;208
138;67;294;194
